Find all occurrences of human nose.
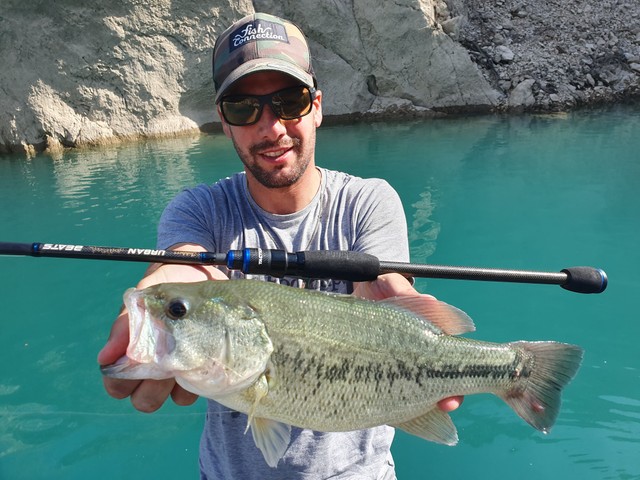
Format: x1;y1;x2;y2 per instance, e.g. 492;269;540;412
257;103;288;139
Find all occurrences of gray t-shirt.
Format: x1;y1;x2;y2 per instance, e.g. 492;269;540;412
157;167;410;480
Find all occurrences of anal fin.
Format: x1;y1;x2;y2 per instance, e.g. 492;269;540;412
392;408;459;446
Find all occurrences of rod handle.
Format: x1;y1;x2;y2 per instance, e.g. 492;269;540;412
561;267;608;294
298;250;380;281
226;249;381;281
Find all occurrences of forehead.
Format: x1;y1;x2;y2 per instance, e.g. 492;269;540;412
226;71;301;96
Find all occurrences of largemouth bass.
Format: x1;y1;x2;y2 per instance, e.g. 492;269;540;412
102;279;583;467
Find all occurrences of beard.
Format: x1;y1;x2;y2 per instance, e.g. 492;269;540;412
232;128;316;189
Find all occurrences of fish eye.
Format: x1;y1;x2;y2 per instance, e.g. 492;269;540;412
166;299;188;320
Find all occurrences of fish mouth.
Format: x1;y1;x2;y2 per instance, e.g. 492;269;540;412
124;288;176;364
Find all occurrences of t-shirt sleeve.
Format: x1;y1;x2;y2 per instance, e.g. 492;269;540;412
156;185;217;252
350;179;410;263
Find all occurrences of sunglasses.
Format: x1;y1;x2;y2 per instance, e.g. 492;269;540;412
219;85;317;126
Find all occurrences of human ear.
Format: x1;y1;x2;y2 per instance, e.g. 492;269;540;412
313;90;323;128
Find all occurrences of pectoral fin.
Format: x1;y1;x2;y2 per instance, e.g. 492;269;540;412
249;417;292;468
243;371;291;468
245;373;270;432
392;408;459;446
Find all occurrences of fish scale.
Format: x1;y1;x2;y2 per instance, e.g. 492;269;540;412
102;279;583;468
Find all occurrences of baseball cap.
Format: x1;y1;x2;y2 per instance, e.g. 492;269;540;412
212;12;317;102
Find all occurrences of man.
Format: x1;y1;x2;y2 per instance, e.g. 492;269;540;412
98;12;461;479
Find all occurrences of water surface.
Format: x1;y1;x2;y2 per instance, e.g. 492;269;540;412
0;106;638;479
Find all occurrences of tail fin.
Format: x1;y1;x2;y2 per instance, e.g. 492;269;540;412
501;341;583;433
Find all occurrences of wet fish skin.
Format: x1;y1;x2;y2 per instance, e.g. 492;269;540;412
101;279;583;467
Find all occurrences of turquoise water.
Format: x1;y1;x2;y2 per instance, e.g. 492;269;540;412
1;106;638;479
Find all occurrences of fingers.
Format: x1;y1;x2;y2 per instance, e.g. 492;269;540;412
98;308;139;400
129;378;177;413
354;273;415;300
97;310;130;366
104;377;187;413
127;380;198;412
438;396;464;412
171;386;199;406
102;375;197;412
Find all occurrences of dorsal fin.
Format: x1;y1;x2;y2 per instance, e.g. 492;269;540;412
380;295;475;335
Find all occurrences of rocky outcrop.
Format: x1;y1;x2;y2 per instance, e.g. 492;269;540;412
1;0;638;154
446;0;640;111
0;0;252;154
257;0;500;117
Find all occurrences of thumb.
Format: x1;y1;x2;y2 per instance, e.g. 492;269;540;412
98;310;130;365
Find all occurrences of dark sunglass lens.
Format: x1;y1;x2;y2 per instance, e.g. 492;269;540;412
272;88;312;120
222;97;261;125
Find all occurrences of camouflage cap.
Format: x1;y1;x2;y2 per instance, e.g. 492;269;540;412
213;12;316;103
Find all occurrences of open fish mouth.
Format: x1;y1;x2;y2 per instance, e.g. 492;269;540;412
124;288;176;364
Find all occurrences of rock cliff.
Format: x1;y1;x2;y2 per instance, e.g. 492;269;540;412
1;0;638;154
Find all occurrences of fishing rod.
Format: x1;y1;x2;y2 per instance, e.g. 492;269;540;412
0;241;607;294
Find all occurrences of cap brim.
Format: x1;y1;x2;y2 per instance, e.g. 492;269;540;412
214;58;315;102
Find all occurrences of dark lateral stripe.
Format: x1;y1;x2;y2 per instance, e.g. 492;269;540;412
278;348;522;389
421;363;513;380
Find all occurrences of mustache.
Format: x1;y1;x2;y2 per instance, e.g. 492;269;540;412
249;138;302;155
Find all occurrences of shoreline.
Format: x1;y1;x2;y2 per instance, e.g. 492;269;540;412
4;99;637;158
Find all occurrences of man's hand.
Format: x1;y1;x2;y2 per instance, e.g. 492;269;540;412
353;272;422;300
